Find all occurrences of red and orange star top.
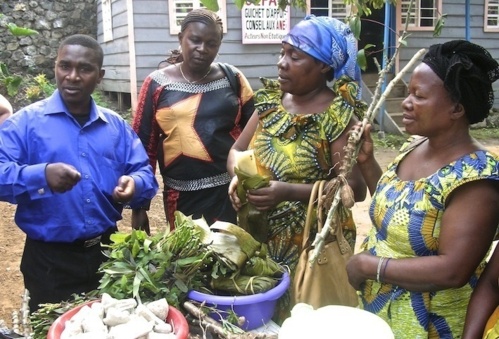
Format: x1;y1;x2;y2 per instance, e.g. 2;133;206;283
155;93;212;167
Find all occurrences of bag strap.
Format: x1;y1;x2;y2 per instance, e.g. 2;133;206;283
302;180;325;248
218;62;240;97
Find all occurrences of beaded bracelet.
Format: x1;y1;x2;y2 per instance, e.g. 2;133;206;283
381;258;391;283
376;257;385;283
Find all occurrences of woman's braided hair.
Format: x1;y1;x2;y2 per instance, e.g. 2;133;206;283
166;9;223;65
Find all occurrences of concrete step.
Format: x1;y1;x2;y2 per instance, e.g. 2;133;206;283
383;97;405;113
363;72;407;99
361;72;395;85
361;73;408;136
367;83;407;98
388;112;404;128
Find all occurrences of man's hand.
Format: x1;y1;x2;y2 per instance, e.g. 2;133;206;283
112;175;135;203
132;209;150;235
45;163;81;193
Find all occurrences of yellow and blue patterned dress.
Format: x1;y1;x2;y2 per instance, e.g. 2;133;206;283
360;137;499;339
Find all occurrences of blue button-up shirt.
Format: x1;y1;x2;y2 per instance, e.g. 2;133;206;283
0;90;158;242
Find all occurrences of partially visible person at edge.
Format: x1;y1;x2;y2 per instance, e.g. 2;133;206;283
0;34;158;312
463;244;499;339
131;8;255;233
0;93;13;124
346;40;499;339
227;15;368;321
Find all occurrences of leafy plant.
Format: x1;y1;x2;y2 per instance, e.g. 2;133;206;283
0;14;39;96
470;127;499;141
373;132;407;150
24;74;56;102
91;89;110;107
0;63;23;97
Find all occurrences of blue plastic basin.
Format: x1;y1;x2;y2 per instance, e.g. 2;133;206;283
187;272;290;330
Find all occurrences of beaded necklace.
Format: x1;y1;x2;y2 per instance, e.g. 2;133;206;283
179;62;212;84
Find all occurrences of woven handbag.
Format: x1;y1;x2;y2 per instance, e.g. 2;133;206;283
291;180;359;309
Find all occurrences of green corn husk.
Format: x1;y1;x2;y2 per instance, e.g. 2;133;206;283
241;256;285;278
211;274;279;295
235;167;271;243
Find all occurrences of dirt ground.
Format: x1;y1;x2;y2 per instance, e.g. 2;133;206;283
1;142;498;327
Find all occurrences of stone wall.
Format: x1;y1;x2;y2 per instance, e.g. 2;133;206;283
0;0;97;80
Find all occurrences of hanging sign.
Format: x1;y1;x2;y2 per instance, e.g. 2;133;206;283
241;0;290;44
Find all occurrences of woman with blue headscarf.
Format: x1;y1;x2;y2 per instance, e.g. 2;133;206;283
227;15;368;321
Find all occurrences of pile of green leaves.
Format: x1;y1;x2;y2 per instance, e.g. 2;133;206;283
94;212;213;308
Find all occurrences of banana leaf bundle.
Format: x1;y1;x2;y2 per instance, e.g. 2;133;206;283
209;232;248;271
234;166;271;243
241;256;285;278
211;274;280;295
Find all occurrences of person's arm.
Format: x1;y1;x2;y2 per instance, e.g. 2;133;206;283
121;124;159;210
0;112;52;203
227;110;259;211
347;180;499;291
227;110;259;177
132;74;161;172
462;244;499;339
354;123;383;196
0;94;13;125
330;118;367;202
130;74;162;230
232;65;255;128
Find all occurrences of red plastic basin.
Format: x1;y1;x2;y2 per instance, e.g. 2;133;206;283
47;299;189;339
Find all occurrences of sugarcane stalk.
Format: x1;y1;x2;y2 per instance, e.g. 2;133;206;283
309;45;427;264
21;289;31;338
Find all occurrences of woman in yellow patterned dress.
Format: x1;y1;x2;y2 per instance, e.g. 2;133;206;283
227;15;367;320
346;40;499;338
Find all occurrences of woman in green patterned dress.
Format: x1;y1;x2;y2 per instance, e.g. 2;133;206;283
227;15;368;320
346;40;499;338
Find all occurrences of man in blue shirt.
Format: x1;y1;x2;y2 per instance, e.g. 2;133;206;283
0;34;158;311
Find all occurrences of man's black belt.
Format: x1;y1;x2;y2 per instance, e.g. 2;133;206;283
71;234;102;248
41;227;117;248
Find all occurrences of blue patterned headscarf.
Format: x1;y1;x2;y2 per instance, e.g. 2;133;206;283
282;15;361;98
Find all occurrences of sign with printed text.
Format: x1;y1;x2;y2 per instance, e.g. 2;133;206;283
241;0;291;44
